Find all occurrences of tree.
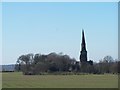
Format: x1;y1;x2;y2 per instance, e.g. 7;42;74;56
103;55;114;63
16;52;80;75
96;56;117;74
17;53;34;75
103;55;114;73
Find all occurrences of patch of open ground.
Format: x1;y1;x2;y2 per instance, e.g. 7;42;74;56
2;72;118;88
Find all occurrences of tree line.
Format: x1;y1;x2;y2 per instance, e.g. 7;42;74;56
15;52;119;75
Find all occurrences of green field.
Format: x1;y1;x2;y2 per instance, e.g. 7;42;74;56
2;72;118;88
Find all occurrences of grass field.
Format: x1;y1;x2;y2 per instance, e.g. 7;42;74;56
2;72;118;88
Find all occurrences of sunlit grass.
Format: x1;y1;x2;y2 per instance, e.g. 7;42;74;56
2;72;118;88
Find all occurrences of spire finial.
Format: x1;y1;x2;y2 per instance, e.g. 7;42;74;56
82;29;84;32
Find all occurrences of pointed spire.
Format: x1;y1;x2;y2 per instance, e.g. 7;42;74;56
80;29;87;63
82;29;85;45
81;29;86;51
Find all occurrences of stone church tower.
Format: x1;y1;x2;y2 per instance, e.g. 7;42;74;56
80;30;87;64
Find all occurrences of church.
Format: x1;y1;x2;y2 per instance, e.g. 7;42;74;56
79;30;93;72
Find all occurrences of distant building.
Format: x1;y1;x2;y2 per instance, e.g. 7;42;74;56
79;30;93;71
80;30;87;64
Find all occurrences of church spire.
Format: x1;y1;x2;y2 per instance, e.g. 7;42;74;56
80;29;87;63
81;29;86;51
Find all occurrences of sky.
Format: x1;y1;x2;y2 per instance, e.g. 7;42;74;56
2;2;118;65
1;0;120;2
